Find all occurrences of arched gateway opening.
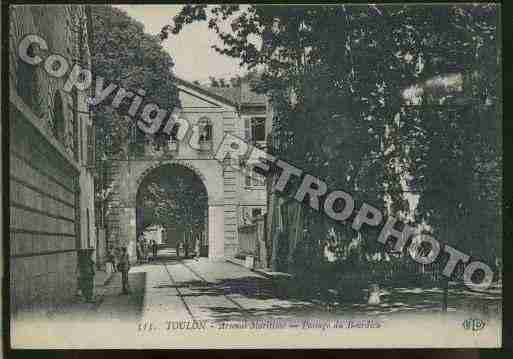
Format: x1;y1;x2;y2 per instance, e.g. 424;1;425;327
136;164;209;258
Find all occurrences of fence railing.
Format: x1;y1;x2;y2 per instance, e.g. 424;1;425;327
313;257;463;290
337;259;446;285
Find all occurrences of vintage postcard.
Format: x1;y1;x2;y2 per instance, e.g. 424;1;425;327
6;3;502;349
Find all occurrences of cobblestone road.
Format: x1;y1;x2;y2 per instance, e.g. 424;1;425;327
129;249;325;323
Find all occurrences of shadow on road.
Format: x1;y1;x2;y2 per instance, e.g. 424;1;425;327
128;248;502;322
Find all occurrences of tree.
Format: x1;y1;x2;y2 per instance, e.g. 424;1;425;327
208;76;220;88
163;5;412;270
228;70;260;88
208;76;230;88
90;5;180;234
218;78;229;88
163;5;501;308
91;5;179;158
401;5;500;310
229;75;241;88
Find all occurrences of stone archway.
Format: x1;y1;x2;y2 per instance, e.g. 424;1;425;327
135;160;210;196
115;159;225;263
136;162;208;256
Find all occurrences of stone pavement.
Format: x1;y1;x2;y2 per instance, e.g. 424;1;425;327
34;267;140;323
129;248;326;323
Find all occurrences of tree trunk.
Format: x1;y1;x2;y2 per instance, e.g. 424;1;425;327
286;201;304;273
255;216;267;269
184;230;190;257
266;190;276;270
441;223;450;313
195;232;200;258
441;276;449;312
270;195;284;272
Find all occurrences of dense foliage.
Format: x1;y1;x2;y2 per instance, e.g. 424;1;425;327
137;165;208;249
91;5;179;158
163;5;501;283
90;5;180;226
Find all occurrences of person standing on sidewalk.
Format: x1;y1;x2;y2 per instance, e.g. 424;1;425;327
148;240;153;262
144;239;150;262
78;248;96;303
135;239;141;264
119;246;131;294
140;238;146;263
105;248;115;275
136;234;144;264
151;240;158;260
136;239;142;265
145;239;150;263
176;240;181;258
114;246;121;272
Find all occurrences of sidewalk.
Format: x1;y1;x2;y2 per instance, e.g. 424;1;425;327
41;269;115;320
96;269;115;286
225;257;293;279
86;269;116;302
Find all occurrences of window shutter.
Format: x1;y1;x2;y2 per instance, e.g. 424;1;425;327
244;118;251;141
252;117;266;142
251;173;261;187
206;123;212;141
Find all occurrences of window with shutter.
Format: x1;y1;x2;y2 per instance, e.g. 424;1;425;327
200;123;212;141
168;123;178;141
251;117;266;142
16;42;41;116
240;207;253;225
245;169;265;188
197;118;213;151
252;172;265;187
168;123;180;151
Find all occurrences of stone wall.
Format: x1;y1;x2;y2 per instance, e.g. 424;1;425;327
9;5;96;314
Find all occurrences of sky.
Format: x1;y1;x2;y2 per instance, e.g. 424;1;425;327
114;5;248;84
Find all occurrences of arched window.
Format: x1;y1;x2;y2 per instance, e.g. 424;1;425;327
170;122;180;141
52;92;66;144
198;118;212;142
168;122;180;152
16;42;41;116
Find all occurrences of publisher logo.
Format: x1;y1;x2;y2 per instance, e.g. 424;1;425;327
463;318;486;332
